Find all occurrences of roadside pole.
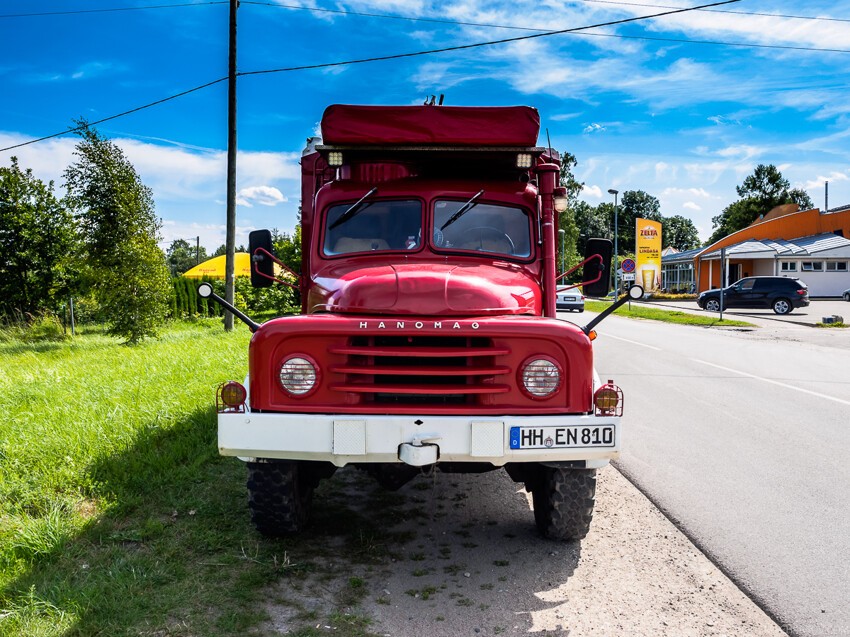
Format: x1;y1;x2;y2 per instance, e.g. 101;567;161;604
719;247;725;321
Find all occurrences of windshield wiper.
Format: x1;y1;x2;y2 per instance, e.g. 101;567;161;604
440;190;484;231
329;186;378;230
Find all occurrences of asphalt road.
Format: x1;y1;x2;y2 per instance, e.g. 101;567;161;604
572;307;850;637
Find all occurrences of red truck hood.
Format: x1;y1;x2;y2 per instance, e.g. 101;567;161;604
308;263;540;316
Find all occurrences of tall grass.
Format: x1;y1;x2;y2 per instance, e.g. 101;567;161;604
0;320;266;635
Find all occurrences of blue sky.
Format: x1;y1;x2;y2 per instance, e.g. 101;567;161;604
2;0;850;251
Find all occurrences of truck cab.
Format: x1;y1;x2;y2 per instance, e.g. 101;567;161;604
207;104;630;541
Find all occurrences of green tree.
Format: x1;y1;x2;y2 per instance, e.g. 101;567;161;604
618;190;663;257
64;123;171;343
271;225;302;276
663;215;701;251
709;164;814;244
0;157;78;318
572;200;610;256
166;238;207;276
557;151;582;272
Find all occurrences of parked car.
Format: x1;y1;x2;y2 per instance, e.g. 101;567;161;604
697;276;809;315
556;288;585;312
844;288;850;301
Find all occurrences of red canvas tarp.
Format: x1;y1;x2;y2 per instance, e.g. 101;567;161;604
321;105;540;147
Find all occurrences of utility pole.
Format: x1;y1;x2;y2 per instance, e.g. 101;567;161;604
224;0;238;331
608;188;619;295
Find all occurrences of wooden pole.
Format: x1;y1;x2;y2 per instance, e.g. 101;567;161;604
224;0;238;331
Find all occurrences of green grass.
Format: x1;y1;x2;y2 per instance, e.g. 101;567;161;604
584;300;755;328
0;320;389;637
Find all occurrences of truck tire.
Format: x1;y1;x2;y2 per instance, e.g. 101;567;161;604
246;460;312;537
532;467;597;541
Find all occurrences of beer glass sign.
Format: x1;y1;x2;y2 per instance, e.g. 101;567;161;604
635;219;662;292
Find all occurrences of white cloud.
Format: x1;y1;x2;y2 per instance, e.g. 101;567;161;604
582;123;605;134
803;171;850;190
1;133;302;251
661;187;712;199
236;186;286;208
683;201;701;211
582;184;603;198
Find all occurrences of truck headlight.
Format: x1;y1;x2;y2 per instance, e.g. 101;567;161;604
519;357;561;398
279;356;318;396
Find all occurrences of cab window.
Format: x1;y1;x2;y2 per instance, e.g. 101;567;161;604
432;200;532;258
323;199;422;255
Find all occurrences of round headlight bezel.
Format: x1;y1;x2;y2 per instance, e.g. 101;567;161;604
518;356;563;400
278;354;320;397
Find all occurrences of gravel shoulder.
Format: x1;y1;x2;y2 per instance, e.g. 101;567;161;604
264;465;787;637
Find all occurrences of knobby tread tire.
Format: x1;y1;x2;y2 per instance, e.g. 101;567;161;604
246;460;312;537
532;467;597;541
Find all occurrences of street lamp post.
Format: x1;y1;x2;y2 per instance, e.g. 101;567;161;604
558;229;565;278
608;188;619;295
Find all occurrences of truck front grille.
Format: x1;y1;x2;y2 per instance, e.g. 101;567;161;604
328;335;511;406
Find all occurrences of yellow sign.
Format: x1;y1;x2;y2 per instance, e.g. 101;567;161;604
635;219;662;292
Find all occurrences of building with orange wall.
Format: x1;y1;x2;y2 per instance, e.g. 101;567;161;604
662;204;850;297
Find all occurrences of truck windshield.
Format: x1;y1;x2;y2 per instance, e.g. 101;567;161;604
433;200;532;258
323;199;422;255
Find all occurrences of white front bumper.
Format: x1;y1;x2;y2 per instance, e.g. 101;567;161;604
218;412;621;467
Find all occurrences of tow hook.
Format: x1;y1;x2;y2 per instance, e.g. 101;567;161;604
398;434;441;467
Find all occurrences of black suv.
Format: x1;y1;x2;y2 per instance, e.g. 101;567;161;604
697;276;809;315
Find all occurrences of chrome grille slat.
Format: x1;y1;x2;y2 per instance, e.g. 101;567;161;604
329;335;510;406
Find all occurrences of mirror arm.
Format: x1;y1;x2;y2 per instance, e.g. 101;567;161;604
197;284;260;333
582;288;641;335
556;253;602;293
252;247;300;291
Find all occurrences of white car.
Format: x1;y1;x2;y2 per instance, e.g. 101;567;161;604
556;289;585;312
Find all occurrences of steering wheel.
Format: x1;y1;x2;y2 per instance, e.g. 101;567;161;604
462;226;516;254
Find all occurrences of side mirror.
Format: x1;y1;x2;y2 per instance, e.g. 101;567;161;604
249;229;274;288
582;238;612;298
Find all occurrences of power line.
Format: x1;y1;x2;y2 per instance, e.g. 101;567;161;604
576;30;850;55
0;78;227;152
1;0;740;153
0;2;226;19
573;0;850;23
239;0;742;77
245;1;850;56
248;0;850;25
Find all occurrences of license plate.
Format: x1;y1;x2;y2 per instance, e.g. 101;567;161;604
509;425;615;449
559;296;576;302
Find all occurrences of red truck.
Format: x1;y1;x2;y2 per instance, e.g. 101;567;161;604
198;103;641;541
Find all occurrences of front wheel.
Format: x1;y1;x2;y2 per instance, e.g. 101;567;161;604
246;460;313;537
704;298;721;312
773;298;792;315
844;292;850;301
531;467;597;541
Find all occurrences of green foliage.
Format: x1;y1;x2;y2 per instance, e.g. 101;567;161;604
618;190;663;256
709;164;815;244
663;215;701;251
64;123;171;344
0;157;78;318
166;238;207;276
557;152;581;273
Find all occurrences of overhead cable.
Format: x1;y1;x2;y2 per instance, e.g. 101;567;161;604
0;2;226;19
0;0;746;153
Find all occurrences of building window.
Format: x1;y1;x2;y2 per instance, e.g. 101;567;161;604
826;261;848;272
780;261;797;272
801;261;824;272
